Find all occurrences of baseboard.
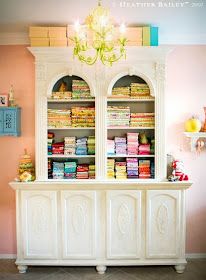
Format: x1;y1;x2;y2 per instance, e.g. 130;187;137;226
186;253;206;259
0;254;17;259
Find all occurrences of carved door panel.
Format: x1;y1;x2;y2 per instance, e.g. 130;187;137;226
106;190;141;259
61;191;96;259
21;191;58;259
146;190;181;258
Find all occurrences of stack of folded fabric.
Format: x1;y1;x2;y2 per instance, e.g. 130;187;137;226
48;109;71;128
52;142;64;154
115;137;127;155
89;164;95;179
64;161;77;179
53;162;64;179
151;161;155;178
107;139;115;155
64;137;76;155
139;160;151;179
111;87;130;98
107;106;130;127
130;83;151;99
126;158;138;179
72;80;92;99
76;137;88;155
127;133;139;155
130;113;155;127
76;164;89;179
48;132;55;155
48;159;53;179
107;159;115;179
87;136;95;155
71;107;95;127
138;144;150;155
52;91;72;100
115;161;127;179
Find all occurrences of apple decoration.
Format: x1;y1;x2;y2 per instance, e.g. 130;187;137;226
185;116;201;133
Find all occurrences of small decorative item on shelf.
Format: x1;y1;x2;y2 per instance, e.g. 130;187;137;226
18;149;35;182
9;85;17;107
168;159;188;182
203;107;206;132
0;94;9;107
184;116;201;132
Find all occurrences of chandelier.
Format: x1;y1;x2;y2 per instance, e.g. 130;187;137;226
72;0;127;66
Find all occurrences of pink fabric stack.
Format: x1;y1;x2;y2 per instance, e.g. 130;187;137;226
138;144;150;155
127;133;139;155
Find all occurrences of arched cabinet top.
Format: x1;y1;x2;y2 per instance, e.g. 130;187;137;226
47;72;95;98
107;71;155;97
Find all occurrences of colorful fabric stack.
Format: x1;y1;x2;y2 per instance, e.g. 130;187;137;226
64;161;77;179
138;144;151;155
127;133;139;155
115;161;127;179
151;161;155;178
52;91;72;99
76;164;89;179
48;159;53;179
89;164;95;179
107;106;130;127
111;87;130;98
52;142;64;154
107;139;115;155
71;107;95;127
87;136;95;155
126;158;138;179
48;132;55;155
76;137;88;155
53;162;64;179
107;159;115;179
64;137;76;155
48;109;71;128
130;113;155;127
115;137;127;155
130;83;151;99
72;80;92;99
139;160;151;179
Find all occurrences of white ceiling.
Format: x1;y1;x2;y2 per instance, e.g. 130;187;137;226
0;0;205;44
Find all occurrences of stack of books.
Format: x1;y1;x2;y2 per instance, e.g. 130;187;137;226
72;80;92;99
130;113;155;127
107;106;130;127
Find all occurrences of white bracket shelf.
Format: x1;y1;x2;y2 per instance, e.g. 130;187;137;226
184;132;206;151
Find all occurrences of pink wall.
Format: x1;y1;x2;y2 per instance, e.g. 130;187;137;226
0;45;35;254
0;45;205;254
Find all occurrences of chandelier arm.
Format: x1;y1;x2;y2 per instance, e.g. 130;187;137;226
76;48;100;65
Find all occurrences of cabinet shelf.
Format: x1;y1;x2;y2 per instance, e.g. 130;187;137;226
107;126;155;130
107;98;155;102
184;132;206;151
48;127;95;130
48;155;95;158
48;98;95;103
107;155;155;158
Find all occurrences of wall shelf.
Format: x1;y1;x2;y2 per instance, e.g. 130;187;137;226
184;132;206;151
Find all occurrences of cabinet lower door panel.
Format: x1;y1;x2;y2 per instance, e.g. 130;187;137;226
61;191;96;259
146;190;181;258
106;190;141;259
21;191;58;259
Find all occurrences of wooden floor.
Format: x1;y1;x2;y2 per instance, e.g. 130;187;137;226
0;259;205;280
